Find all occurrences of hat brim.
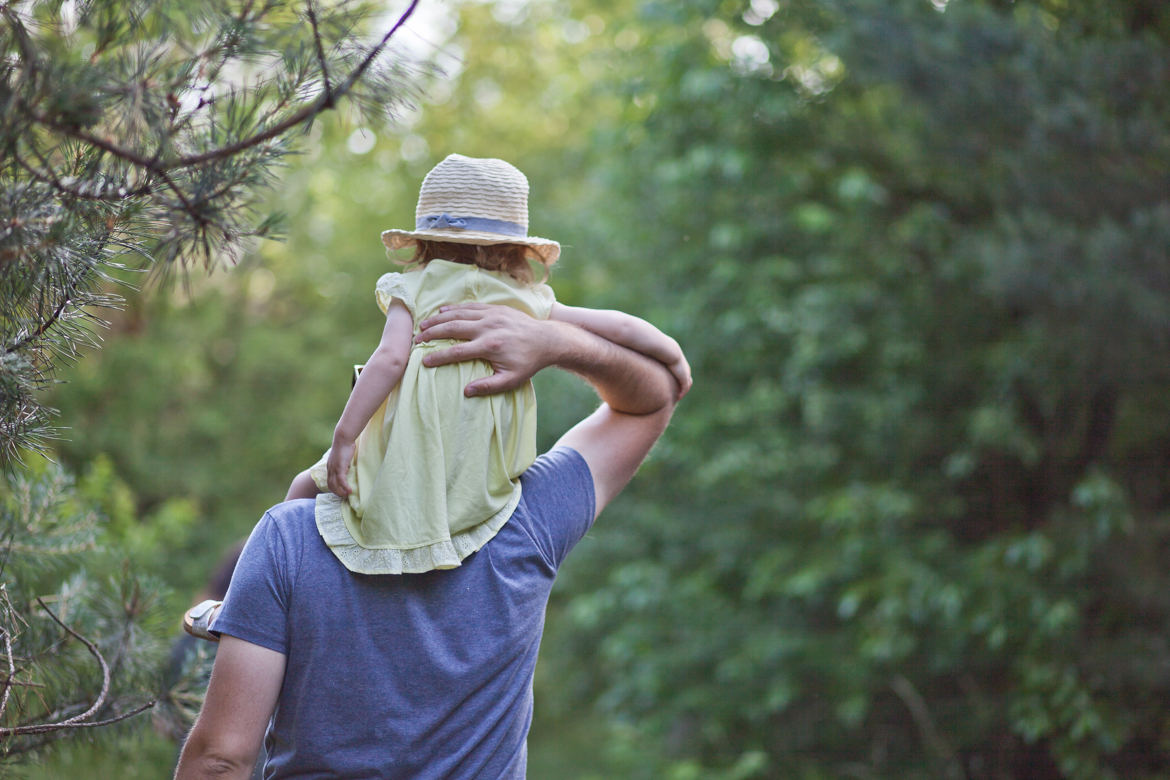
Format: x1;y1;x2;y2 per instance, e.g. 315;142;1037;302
382;228;560;265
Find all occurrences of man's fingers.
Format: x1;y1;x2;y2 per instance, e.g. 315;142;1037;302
422;341;483;368
415;319;486;345
416;303;491;332
465;371;521;397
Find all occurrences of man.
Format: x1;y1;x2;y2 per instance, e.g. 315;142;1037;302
175;301;681;779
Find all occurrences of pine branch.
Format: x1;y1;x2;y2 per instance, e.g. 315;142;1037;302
3;596;110;734
173;0;422;168
26;0;421;172
0;597;154;738
16;154;153;204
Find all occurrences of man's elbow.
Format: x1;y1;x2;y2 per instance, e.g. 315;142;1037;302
188;754;249;779
177;730;258;780
636;373;679;417
642;358;683;412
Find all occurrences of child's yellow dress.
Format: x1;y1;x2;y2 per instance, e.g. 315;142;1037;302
309;259;556;574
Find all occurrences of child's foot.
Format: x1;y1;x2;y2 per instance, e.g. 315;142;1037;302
183;600;222;643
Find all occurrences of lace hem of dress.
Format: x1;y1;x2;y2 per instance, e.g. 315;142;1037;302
313;481;523;575
375;272;416;317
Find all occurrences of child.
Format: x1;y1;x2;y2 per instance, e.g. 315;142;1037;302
277;154;690;577
280;159;690;585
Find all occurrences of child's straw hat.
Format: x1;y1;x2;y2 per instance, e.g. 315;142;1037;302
381;154;560;264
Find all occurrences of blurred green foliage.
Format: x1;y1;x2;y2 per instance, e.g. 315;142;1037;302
36;0;1170;777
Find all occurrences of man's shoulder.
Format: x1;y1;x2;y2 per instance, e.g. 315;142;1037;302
512;447;596;570
520;447;592;503
263;497;317;525
245;499;319;563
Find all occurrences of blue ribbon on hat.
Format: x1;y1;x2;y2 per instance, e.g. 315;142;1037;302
417;213;527;237
422;213;467;229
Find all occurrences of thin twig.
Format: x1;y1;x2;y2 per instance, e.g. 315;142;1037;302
38;123;161;175
3;292;71;355
306;1;333;107
28;598;107;725
0;628;15;722
326;0;420;102
890;675;962;780
2;700;155;736
156;168;209;229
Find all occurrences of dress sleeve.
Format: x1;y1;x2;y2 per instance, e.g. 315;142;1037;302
376;272;417;317
531;282;556;320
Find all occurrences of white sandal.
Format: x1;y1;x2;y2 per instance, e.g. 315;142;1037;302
183;599;222;643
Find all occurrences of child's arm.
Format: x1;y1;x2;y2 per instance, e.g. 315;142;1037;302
327;299;414;497
550;303;692;398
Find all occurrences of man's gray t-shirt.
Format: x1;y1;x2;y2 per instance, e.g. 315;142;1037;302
214;447;595;779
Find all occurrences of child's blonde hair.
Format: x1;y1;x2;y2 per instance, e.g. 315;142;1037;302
400;240;550;286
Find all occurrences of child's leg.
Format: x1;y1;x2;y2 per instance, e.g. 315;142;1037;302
285;470;322;501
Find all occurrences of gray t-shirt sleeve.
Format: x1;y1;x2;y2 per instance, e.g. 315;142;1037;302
214;505;300;655
516;447;596;570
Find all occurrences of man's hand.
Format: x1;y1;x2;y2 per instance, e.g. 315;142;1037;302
417;302;675;416
417;302;680;516
415;303;555;397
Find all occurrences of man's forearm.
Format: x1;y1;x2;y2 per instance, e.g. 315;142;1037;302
415;302;681;407
542;320;676;415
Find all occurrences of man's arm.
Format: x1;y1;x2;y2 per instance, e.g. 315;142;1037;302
416;303;680;516
549;302;692;397
175;636;286;780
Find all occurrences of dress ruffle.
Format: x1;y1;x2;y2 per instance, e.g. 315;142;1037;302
313;479;523;575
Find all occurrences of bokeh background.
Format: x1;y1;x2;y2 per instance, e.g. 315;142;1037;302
21;0;1170;777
